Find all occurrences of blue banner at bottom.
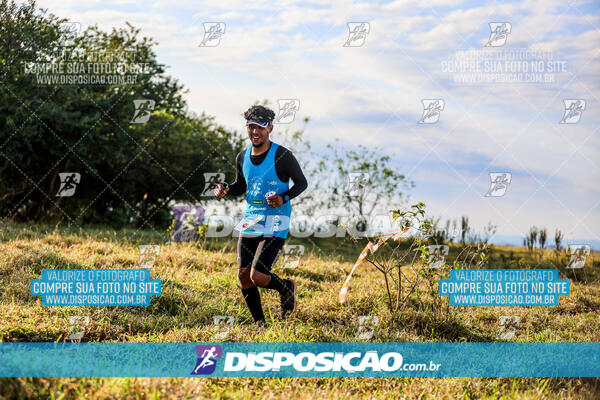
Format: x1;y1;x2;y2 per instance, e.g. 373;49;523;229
1;342;598;377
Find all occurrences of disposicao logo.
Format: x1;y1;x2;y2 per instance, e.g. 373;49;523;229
191;345;222;375
223;351;405;372
191;347;441;375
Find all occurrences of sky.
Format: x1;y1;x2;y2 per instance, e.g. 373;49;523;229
34;0;600;246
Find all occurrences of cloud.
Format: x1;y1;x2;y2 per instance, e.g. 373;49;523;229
33;0;600;239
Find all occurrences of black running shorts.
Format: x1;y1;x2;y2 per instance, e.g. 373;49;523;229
237;235;285;274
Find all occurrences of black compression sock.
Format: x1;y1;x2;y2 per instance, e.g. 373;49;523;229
265;273;289;294
241;286;265;322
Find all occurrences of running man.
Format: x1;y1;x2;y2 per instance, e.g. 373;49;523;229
57;173;78;196
192;346;218;374
214;105;307;324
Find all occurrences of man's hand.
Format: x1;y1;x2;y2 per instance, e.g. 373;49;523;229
266;194;284;208
214;183;229;199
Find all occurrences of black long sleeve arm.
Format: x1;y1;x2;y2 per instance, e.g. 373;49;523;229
278;148;307;202
226;150;247;196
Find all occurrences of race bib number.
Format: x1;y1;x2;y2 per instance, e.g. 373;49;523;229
235;215;264;232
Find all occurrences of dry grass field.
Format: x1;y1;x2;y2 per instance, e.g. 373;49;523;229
0;223;598;399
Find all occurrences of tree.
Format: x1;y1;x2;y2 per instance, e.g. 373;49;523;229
539;227;547;249
554;229;563;251
461;216;469;244
481;221;497;244
0;1;242;228
524;226;538;251
307;140;413;232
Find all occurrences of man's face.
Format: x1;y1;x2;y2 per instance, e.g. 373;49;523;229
247;123;272;147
